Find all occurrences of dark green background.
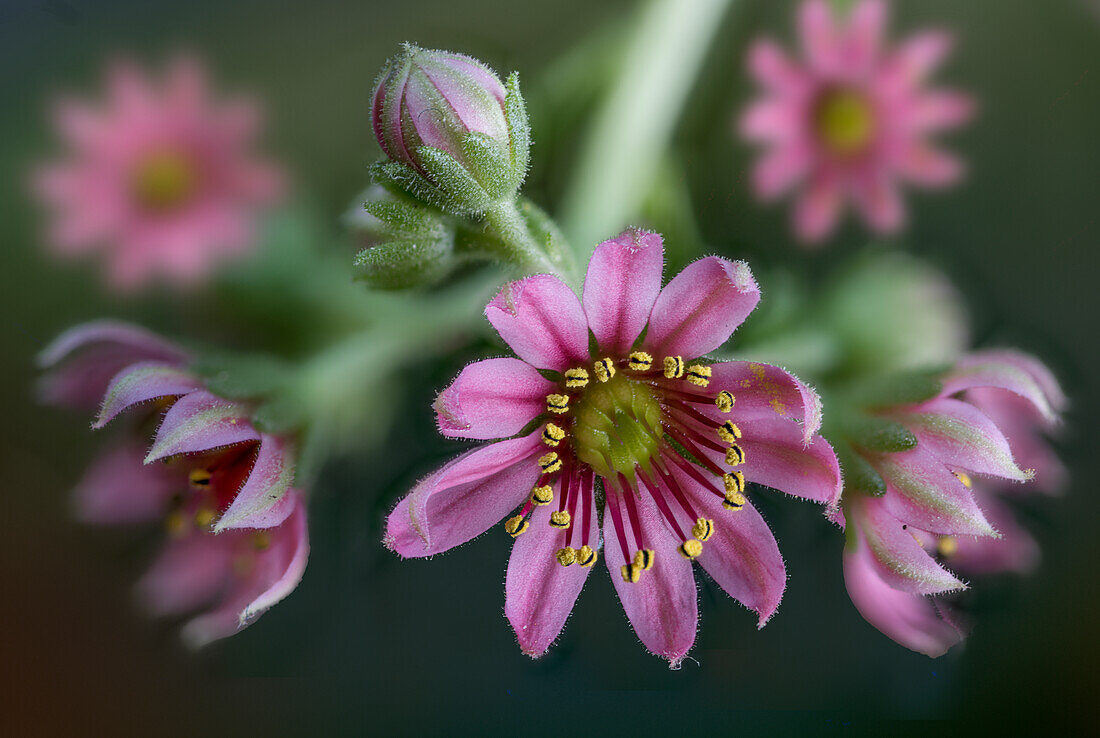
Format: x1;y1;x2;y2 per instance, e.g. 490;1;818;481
2;0;1097;733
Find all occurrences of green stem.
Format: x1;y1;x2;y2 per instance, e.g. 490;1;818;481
559;0;732;258
484;198;562;279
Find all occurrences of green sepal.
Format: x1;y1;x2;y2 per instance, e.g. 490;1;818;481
417;145;491;215
517;198;575;276
504;71;531;190
361;198;447;238
837;446;888;497
844;414;919;453
353;237;454;290
251;393;307;435
462;131;513;201
369;160;470;216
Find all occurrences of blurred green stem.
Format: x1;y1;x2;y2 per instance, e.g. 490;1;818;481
559;0;732;257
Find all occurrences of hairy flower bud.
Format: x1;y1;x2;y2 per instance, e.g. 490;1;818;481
370;44;530;215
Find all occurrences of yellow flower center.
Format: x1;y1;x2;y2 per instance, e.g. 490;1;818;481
815;89;875;156
131;150;197;212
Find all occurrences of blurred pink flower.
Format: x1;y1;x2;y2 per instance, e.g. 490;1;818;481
841;350;1064;656
40;321;307;646
34;57;284;289
385;229;841;665
740;0;974;242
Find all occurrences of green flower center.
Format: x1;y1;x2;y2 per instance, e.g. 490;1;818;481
815;89;875;156
572;373;663;480
131;150;197;213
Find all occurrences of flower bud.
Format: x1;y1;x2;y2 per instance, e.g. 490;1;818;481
370;44;530;214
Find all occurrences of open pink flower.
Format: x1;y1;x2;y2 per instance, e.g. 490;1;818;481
740;0;974;242
34;57;284;289
841;350;1064;656
40;321;307;646
385;229;841;665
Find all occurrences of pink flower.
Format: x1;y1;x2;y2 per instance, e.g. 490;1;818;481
385;229;842;665
841;350;1064;656
40;321;307;646
34;57;284;289
740;0;974;242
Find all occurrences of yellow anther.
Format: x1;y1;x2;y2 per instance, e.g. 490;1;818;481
723;471;746;495
542;423;566;447
723;489;747;511
937;536;958;557
538;452;562;474
628;351;654;372
715;390;735;413
504;515;529;538
593;357;616;383
718;421;742;443
165;510;188;538
663;356;685;379
725;444;745;467
549;510;572;529
679;538;704;559
547;393;570;414
194;507;217;528
620;563;641;583
556;546;577;566
531;485;554;506
685;364;712;387
565;368;590;389
252;531;271;551
633;549;656;570
954;471;973;489
577;545;598;567
692;518;715;542
188;468;212;487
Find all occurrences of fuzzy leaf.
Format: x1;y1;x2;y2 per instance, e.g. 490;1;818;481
353;238;454;289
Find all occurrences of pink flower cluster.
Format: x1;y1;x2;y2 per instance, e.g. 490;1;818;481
40;321;307;647
34;58;283;289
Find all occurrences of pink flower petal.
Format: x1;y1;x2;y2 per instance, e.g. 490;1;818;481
752;142;813;200
746;39;807;94
844;528;965;657
799;0;842;76
215;435;297;531
644;257;760;360
505;489;599;657
900;397;1029;482
907;90;975;132
183;494;309;648
946;490;1039;575
484;275;590;372
138;533;234;617
941;353;1060;424
851;167;905;233
37;320;189;409
434;358;555;440
582;228;664;356
707;360;824;442
853;496;966;595
604;490;697;667
734;418;842;509
669;461;785;626
968;388;1066;494
94;362;202;428
384;432;544;557
793;171;844;242
889;31;954;83
144;390;258;463
842;0;888;76
895;142;964;187
72;441;181;524
872;443;997;536
740;99;803;144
